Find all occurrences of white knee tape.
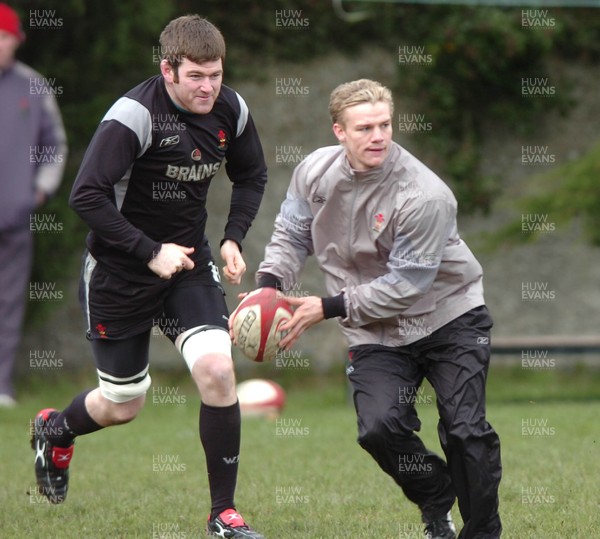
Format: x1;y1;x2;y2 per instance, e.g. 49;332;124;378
98;366;152;403
176;325;232;371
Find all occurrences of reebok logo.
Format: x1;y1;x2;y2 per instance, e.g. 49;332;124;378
159;135;180;147
477;337;489;344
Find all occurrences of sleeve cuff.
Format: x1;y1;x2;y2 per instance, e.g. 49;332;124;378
220;237;242;253
321;293;346;319
136;238;162;264
221;223;245;253
256;273;283;290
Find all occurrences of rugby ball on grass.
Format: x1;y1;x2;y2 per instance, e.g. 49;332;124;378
236;378;286;418
231;287;293;362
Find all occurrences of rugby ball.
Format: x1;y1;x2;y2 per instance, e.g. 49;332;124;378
236;378;286;418
231;287;293;362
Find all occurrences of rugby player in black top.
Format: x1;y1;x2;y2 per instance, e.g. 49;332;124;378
31;15;267;539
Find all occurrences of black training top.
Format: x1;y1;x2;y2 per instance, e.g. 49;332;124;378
69;75;267;283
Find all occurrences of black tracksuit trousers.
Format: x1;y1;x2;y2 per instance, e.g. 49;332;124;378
346;306;502;538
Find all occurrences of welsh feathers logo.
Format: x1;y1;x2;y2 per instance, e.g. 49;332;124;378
95;323;108;339
373;212;385;232
217;129;227;149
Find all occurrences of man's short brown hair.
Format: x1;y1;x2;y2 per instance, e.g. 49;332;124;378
329;79;394;125
159;15;226;70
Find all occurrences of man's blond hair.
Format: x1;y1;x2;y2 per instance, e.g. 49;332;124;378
329;79;393;125
159;15;226;71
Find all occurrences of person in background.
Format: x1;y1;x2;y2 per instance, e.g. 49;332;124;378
0;2;67;407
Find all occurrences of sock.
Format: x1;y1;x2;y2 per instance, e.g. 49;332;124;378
46;389;104;448
199;400;241;519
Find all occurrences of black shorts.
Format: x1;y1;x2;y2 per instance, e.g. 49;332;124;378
80;252;229;341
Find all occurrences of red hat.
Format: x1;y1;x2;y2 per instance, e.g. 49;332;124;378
0;3;25;42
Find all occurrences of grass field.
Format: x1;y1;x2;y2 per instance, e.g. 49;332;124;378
1;365;599;539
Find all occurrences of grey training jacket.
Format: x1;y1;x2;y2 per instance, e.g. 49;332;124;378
0;61;67;231
257;142;485;347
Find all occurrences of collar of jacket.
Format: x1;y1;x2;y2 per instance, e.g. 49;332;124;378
339;143;399;183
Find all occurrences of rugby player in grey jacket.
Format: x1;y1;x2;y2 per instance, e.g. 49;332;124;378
254;79;502;539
